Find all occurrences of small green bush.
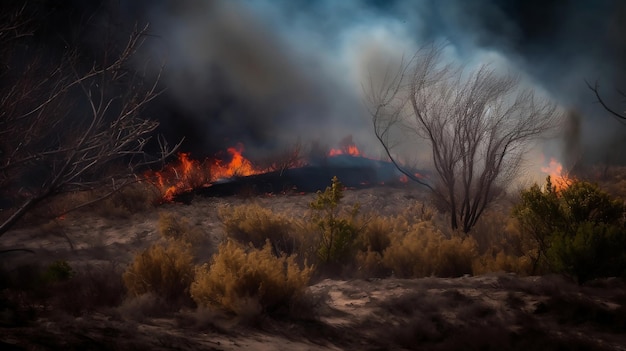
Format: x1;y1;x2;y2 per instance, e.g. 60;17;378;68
218;203;297;256
43;260;75;283
514;177;626;282
190;240;313;315
309;176;360;265
123;240;194;304
547;222;626;283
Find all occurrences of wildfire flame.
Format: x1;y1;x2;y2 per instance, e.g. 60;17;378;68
328;135;365;157
328;144;363;157
210;144;259;180
146;143;266;202
148;138;418;202
541;158;572;192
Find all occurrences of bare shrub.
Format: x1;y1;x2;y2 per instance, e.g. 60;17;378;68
190;240;313;316
382;221;478;278
218;203;298;256
157;212;204;245
354;215;398;277
94;183;160;218
122;240;194;306
117;293;171;321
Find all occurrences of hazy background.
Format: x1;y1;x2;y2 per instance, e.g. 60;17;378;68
6;0;626;173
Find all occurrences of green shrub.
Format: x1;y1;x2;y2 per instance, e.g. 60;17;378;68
122;240;194;304
513;177;626;282
190;240;313;315
218;203;297;256
547;222;626;283
43;260;75;283
309;176;359;265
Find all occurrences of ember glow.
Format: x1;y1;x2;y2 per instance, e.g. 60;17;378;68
541;158;573;192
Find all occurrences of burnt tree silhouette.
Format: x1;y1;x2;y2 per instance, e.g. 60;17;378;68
368;44;560;233
0;5;179;237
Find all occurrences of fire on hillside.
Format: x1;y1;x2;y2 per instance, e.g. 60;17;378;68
541;157;573;192
144;139;419;202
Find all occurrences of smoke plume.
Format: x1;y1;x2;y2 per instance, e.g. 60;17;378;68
7;0;626;165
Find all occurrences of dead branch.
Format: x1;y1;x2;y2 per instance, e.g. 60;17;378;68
587;80;626;121
368;43;561;233
0;16;177;237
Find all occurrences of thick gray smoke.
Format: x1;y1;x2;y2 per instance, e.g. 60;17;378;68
66;0;626;164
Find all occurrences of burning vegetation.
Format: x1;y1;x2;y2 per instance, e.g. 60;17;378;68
144;138;419;202
146;144;269;202
541;157;574;192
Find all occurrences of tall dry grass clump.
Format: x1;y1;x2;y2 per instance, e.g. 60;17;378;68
354;215;398;277
122;240;195;304
218;203;298;256
382;221;478;278
158;212;204;245
190;240;313;315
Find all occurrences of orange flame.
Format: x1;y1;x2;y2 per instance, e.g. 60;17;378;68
147;144;266;202
541;158;572;192
328;144;363;157
210;144;259;180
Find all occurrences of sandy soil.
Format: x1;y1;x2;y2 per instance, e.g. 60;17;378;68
1;186;625;350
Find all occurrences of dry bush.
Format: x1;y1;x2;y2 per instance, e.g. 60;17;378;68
355;250;388;278
94;182;160;218
190;240;313;316
472;250;534;275
470;206;516;253
354;215;402;277
157;212;204;245
117;292;171;321
356;216;394;253
397;201;436;223
26;182;159;221
122;240;194;305
382;221;478;278
218;203;298;256
465;205;538;276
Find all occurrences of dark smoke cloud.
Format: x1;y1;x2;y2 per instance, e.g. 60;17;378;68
7;0;626;164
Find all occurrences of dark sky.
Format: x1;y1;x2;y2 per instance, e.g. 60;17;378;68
4;0;626;165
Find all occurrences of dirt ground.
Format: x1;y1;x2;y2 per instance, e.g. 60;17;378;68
1;186;626;350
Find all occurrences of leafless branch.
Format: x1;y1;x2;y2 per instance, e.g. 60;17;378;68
367;43;561;233
0;15;177;237
586;80;626;122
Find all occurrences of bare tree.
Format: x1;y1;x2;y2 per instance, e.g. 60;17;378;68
0;8;179;237
367;44;560;233
587;81;626;121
